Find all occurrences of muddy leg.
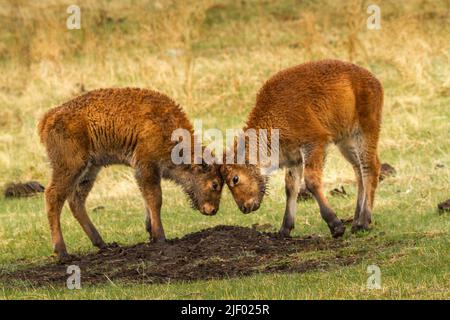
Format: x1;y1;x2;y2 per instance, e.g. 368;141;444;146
303;145;345;238
279;166;302;237
68;165;106;249
135;166;165;242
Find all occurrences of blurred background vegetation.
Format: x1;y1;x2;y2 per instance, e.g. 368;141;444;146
0;0;449;299
0;0;449;186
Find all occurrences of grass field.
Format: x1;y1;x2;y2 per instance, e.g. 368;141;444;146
0;0;449;299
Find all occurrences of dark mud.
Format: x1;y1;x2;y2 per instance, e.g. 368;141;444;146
1;225;382;287
437;199;450;212
330;186;348;197
3;181;45;198
379;163;396;181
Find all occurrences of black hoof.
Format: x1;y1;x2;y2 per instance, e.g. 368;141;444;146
56;252;75;264
151;237;166;244
329;221;346;238
278;227;293;238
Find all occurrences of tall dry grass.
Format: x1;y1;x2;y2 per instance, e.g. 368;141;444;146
0;0;448;192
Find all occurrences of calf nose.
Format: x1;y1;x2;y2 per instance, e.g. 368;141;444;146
202;203;217;215
246;204;258;212
242;198;259;213
239;204;249;214
251;202;260;211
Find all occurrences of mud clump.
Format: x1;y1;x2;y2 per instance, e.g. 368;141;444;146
297;187;313;201
379;163;396;181
3;181;45;198
0;225;373;288
437;199;450;213
251;223;273;231
330;186;348;197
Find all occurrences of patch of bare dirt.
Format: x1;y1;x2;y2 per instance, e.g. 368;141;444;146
0;225;383;287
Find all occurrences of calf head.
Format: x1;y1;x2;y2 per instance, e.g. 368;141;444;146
186;162;224;216
220;164;267;214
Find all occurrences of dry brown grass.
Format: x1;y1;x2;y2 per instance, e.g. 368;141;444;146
0;0;448;192
0;0;449;300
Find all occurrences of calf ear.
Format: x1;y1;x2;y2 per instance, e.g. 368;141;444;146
191;159;210;174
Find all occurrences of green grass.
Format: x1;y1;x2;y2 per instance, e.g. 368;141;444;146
0;0;449;299
1;147;448;299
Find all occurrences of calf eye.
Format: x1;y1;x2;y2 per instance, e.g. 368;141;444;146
232;175;239;185
212;181;219;191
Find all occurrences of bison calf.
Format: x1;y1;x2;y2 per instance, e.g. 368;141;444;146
39;88;223;261
221;60;383;238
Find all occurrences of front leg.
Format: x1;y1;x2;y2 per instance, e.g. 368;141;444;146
135;166;165;243
279;166;302;237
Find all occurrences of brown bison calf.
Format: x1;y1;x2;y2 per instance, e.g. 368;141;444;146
221;60;383;238
39;88;223;261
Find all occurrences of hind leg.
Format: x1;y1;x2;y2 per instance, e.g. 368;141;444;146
353;146;380;232
303;144;345;238
341;128;381;232
44;133;92;261
352;83;382;231
68;164;106;249
46;165;86;261
338;137;365;223
135;165;165;242
279;165;302;237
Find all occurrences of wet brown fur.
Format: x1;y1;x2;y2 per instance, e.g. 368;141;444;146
222;60;383;238
38;88;223;261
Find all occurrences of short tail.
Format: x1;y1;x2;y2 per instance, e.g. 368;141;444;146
37;108;57;145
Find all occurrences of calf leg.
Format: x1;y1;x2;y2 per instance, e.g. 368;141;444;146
68;165;106;249
135;166;165;242
279;166;302;237
303;144;345;238
353;146;380;232
337;137;364;223
45;166;85;261
353;91;382;232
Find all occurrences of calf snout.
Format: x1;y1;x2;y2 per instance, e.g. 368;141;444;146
239;198;260;214
201;203;218;216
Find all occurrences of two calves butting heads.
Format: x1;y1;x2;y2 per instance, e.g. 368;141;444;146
39;59;383;262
